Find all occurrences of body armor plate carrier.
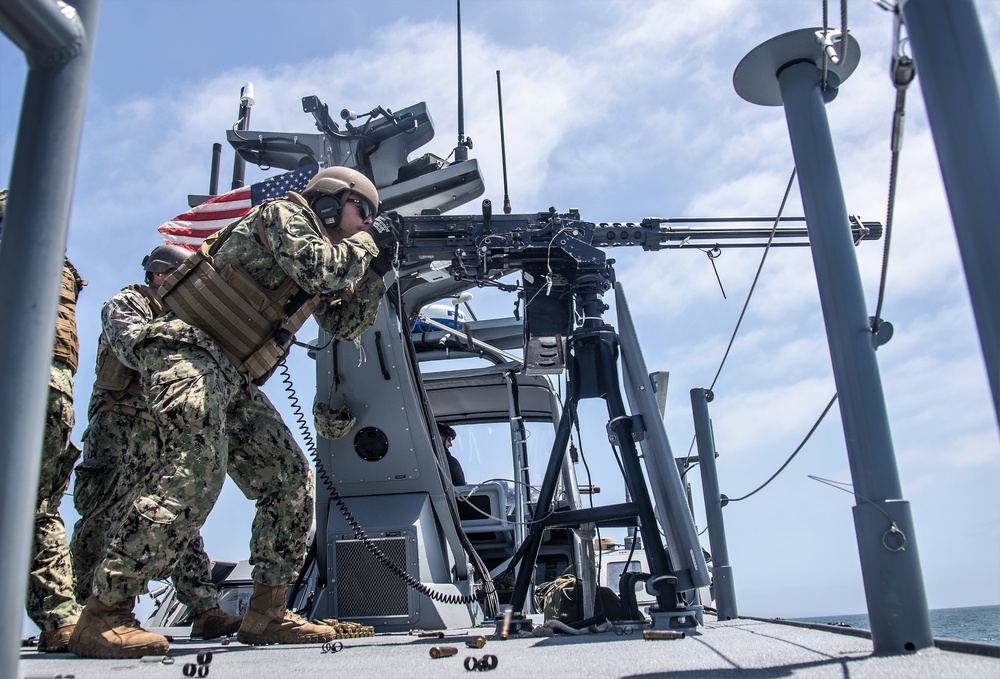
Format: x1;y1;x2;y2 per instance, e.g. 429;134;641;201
157;194;325;385
52;258;85;374
93;284;163;394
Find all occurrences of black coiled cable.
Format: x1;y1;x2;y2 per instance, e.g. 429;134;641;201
276;362;486;608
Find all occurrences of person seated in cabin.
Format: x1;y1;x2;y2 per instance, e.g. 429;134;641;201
437;421;467;486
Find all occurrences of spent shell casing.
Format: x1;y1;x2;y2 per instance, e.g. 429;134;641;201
643;629;686;640
500;608;513;640
429;646;458;658
417;631;445;638
465;636;487;649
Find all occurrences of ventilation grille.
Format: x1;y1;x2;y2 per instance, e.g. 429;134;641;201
335;537;409;618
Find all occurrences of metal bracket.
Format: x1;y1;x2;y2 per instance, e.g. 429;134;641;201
869;317;894;348
607;414;646;445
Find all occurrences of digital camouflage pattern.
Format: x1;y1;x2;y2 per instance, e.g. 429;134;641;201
94;196;384;605
141;196;386;366
71;287;218;615
6;195;84;630
27;362;83;633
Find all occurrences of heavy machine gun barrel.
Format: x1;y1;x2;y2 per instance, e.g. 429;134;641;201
396;209;882;268
393;208;882;374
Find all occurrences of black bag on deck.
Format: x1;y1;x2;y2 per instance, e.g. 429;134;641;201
535;574;623;625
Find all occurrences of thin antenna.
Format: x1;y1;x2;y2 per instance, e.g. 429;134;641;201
455;0;471;161
231;82;254;189
496;70;512;214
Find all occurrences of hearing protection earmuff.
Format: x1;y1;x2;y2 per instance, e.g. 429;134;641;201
310;194;343;227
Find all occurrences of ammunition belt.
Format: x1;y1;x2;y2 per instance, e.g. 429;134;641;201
311;618;375;638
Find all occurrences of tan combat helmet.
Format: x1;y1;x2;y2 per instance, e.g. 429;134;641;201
302;166;378;227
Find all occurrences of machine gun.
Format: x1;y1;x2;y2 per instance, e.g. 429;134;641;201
393;204;881;374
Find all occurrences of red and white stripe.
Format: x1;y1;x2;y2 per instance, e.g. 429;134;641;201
157;187;252;250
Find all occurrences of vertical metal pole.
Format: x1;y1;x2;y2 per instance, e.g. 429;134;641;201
900;0;1000;426
504;372;527;547
777;60;932;653
690;388;737;620
0;0;99;674
209;142;222;196
231;85;252;190
454;0;468;162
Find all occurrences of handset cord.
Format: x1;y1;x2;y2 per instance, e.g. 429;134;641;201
276;360;496;612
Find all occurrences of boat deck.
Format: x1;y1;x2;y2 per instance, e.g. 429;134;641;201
19;614;1000;678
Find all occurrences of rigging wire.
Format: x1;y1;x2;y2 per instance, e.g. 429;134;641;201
808;475;908;551
681;167;798;469
276;361;498;614
708;167;796;394
726;393;839;503
871;0;915;335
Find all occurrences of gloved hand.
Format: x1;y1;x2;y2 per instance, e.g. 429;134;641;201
370;249;392;276
366;212;401;251
367;212;401;276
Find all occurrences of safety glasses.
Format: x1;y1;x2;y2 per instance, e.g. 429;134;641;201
345;197;374;220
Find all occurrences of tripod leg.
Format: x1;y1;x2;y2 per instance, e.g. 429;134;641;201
505;395;578;619
597;339;677;611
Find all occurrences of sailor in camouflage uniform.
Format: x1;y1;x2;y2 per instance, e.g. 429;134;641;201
0;189;87;653
70;167;399;658
2;188;88;653
69;244;242;641
30;258;87;654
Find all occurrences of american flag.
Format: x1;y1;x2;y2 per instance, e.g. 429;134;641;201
158;163;320;250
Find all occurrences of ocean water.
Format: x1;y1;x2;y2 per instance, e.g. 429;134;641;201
794;604;1000;644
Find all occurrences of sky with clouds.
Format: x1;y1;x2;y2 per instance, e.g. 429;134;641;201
2;0;998;635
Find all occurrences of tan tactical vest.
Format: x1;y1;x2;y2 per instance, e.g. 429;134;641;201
52;258;85;374
93;284;163;393
157;193;324;384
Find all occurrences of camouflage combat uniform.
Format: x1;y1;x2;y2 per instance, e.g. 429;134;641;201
27;259;85;633
93;195;385;605
70;287;218;615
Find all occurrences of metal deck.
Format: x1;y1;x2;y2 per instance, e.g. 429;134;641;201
20;614;1000;678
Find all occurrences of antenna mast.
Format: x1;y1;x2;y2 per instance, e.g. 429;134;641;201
455;0;471;161
497;70;511;214
231;82;254;189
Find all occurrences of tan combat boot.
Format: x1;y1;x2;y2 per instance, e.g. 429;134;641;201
68;595;169;658
191;607;243;640
236;583;336;645
36;624;74;653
